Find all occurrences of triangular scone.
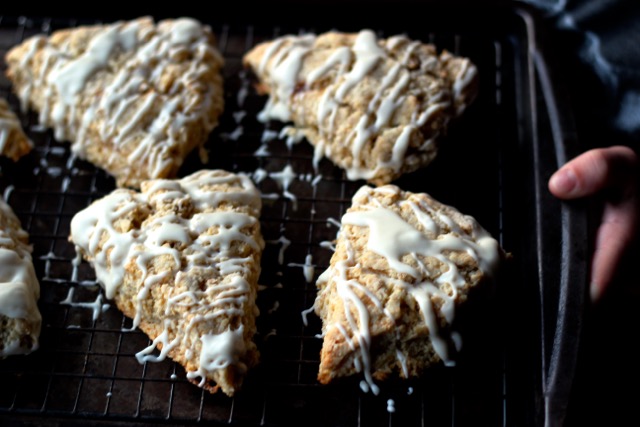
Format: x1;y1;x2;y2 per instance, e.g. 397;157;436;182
313;185;502;393
243;30;478;185
70;170;264;396
0;197;41;358
5;17;224;188
0;98;33;162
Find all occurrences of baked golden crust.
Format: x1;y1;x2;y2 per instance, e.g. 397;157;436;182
5;17;224;188
0;98;32;162
0;198;41;358
314;185;501;390
244;30;478;185
70;170;264;396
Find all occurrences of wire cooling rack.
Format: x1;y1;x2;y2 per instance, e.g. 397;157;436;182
0;10;554;426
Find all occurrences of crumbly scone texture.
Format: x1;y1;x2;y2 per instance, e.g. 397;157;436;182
0;197;41;358
70;170;264;396
314;185;501;386
243;31;478;185
5;17;224;188
0;98;32;162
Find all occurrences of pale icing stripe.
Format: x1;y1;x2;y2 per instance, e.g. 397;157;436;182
315;185;500;393
253;30;476;181
70;170;263;389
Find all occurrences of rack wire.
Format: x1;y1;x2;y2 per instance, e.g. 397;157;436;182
0;12;534;426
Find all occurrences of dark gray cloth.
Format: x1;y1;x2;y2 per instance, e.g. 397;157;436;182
522;0;640;144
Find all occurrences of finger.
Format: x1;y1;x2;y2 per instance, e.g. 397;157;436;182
590;198;639;301
548;146;638;200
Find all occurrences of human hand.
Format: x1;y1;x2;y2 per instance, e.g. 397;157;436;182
548;146;639;302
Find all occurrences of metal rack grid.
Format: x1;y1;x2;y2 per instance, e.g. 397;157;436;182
0;12;534;426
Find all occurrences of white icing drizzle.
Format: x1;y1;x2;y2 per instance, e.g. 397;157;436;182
396;349;409;378
267;235;291;265
237;70;250;107
267;301;280;314
70;170;263;388
303;254;315;283
263;328;277;340
387;399;396;413
261;129;279;143
301;305;315;326
15;17;221;185
252;168;269;184
319;240;336;251
226;126;244;141
288;254;315;283
315;185;500;389
135;320;180;363
60;287;110;321
39;251;56;280
187;326;247;386
254;144;270;157
233;111;246;123
0;198;41;357
257;35;314;122
279;125;305;149
252;30;474;181
326;217;342;228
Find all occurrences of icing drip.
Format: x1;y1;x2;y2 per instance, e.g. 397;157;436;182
70;170;263;389
257;35;315;122
187;326;247;386
316;185;500;390
60;287;110;321
288;253;315;283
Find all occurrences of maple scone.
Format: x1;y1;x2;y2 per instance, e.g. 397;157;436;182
5;17;224;188
0;197;41;358
0;98;33;162
313;185;502;393
70;170;264;396
243;30;477;185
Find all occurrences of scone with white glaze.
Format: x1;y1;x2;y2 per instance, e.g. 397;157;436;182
313;185;502;392
0;197;41;358
70;170;264;396
5;17;224;188
0;98;32;162
243;30;477;185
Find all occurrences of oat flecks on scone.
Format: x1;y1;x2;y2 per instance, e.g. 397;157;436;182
0;197;41;358
0;98;33;162
5;17;224;188
313;185;501;393
69;170;264;396
243;30;478;185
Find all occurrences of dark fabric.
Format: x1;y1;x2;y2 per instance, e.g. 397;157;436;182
522;0;640;145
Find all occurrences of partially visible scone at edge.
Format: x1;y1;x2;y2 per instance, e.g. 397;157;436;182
243;30;478;185
0;197;41;358
0;98;32;162
314;185;502;392
5;17;224;188
70;170;264;396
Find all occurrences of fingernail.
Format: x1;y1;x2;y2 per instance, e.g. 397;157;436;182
590;281;602;302
550;169;577;194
